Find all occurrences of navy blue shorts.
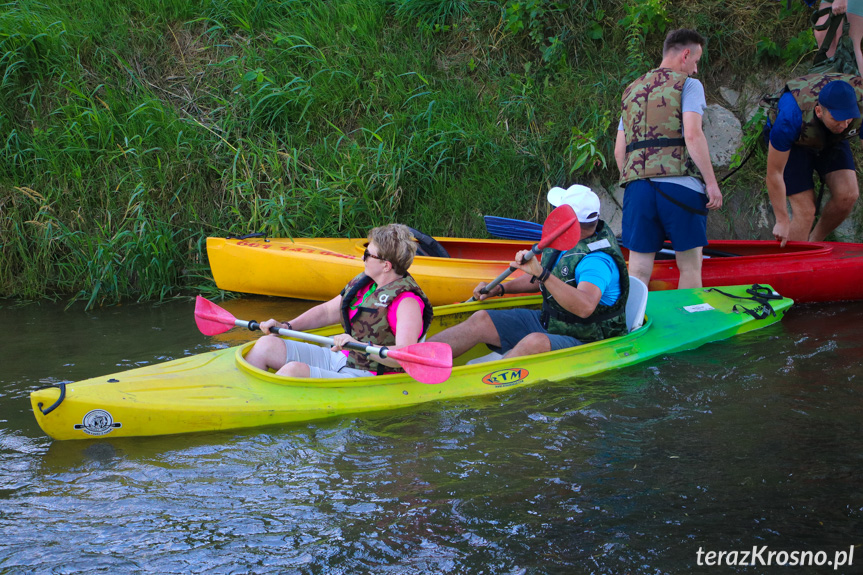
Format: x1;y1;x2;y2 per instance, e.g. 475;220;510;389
783;140;855;196
486;309;582;354
621;180;708;253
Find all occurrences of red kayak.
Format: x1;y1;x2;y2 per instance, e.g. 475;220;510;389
480;215;863;303
646;240;863;303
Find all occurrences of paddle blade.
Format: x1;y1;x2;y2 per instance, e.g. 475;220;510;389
387;342;453;385
484;215;543;241
194;295;237;336
538;204;580;251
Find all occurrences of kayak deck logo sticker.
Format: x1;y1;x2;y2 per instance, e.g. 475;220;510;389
74;409;122;436
482;368;529;387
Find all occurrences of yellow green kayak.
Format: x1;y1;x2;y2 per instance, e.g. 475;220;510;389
30;285;792;440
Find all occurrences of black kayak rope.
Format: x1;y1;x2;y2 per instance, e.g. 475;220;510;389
705;284;781;320
226;232;268;240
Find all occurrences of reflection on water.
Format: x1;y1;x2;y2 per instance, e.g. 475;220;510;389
1;298;862;573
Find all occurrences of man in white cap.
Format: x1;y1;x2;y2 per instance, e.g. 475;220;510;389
429;185;630;359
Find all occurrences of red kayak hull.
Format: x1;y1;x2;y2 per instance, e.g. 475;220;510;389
643;240;863;303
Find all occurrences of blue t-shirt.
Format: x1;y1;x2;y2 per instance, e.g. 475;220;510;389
769;90;863;151
570;251;621;306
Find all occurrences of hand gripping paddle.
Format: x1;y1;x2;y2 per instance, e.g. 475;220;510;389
194;296;452;384
468;204;581;302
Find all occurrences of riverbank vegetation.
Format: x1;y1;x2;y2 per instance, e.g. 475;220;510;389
1;0;814;306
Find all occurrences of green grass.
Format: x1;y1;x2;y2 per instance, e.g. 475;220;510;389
0;0;819;307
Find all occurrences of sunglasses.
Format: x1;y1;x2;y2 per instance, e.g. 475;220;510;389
363;248;388;263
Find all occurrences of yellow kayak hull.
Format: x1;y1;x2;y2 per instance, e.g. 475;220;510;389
30;286;792;440
206;236;534;305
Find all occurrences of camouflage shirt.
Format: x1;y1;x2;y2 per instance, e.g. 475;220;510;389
620;68;702;184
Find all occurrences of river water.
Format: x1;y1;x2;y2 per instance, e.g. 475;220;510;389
1;296;861;574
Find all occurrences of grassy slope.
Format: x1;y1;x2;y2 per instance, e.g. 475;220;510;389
0;0;817;305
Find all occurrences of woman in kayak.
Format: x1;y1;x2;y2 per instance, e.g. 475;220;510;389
244;223;433;378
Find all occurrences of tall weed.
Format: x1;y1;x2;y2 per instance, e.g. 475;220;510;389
0;0;835;304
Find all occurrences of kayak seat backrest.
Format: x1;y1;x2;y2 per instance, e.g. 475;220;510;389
625;276;648;332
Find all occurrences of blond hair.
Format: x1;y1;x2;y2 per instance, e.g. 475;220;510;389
368;223;417;275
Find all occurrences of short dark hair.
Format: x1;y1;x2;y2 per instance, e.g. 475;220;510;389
581;220;599;236
662;28;706;56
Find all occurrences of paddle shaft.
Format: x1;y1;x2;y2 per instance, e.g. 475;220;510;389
238;319;397;361
481;246;539;294
464;245;540;302
467;204;580;303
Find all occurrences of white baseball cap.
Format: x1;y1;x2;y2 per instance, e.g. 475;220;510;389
547;184;600;223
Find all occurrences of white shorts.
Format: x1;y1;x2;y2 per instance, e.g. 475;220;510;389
282;339;375;379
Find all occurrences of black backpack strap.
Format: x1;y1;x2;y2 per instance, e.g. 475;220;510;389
812;7;848;66
625;138;686;153
647;180;709;216
720;143;758;184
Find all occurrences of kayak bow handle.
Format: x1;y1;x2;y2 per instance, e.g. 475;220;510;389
37;382;67;416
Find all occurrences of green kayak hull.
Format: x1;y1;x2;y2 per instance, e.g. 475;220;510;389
30;285;792;440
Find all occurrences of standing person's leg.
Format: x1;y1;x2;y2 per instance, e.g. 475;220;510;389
674;247;704;289
627;251;657;287
815;0;844;57
621;179;665;285
848;11;863;73
809;140;859;241
787;190;818;241
811;170;859;240
780;145;820;241
655;182;710;289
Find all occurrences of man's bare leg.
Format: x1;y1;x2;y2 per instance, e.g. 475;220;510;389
627;250;656;287
810;170;859;241
782;189;818;242
429;310;501;358
503;332;552;359
675;247;704;289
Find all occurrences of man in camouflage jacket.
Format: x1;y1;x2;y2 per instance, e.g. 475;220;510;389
614;28;722;289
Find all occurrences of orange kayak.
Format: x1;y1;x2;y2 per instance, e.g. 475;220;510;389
206;236;863;304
